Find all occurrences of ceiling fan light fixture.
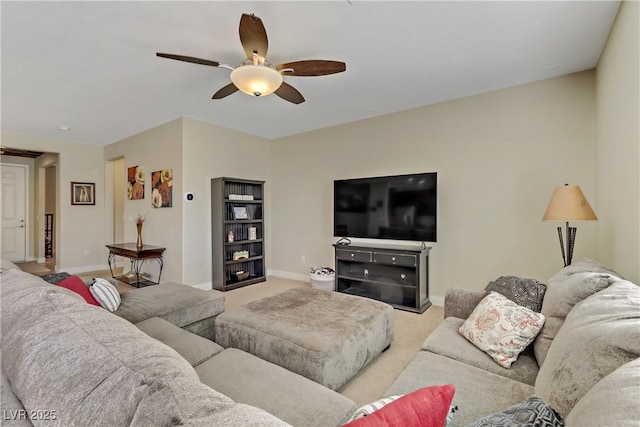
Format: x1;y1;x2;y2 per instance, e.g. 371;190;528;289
230;64;283;97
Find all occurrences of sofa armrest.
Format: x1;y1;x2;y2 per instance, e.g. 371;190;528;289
444;288;486;319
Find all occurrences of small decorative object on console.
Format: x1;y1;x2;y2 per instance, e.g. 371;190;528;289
136;212;147;248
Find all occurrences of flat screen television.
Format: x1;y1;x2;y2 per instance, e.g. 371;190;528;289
334;172;437;242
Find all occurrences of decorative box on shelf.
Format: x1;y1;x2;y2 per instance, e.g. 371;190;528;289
228;194;254;201
232;250;249;260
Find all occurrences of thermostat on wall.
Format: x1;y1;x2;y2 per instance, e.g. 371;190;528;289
185;192;195;202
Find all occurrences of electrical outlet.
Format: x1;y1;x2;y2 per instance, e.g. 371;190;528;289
301;255;306;264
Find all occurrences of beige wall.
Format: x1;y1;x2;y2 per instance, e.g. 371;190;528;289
1;133;105;271
596;0;640;284
104;119;184;283
182;117;272;287
45;166;56;213
271;71;598;301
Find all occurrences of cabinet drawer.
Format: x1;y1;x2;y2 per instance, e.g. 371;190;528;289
336;249;372;263
373;252;416;267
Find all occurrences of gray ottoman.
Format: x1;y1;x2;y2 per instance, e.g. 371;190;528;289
215;288;394;390
114;283;225;340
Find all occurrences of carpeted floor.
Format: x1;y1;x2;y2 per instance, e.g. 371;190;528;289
26;265;444;407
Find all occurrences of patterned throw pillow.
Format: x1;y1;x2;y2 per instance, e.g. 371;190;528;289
485;276;546;312
349;395;458;425
40;271;72;285
459;292;545;368
343;385;456;427
56;275;100;306
89;278;121;312
467;396;564;427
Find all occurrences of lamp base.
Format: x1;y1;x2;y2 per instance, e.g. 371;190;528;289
556;222;577;266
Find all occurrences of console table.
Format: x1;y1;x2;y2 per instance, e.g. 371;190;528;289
333;242;431;313
106;243;166;287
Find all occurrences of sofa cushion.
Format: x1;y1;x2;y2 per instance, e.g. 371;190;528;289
89;277;121;311
466;396;564;427
565;358;640;426
459;292;545;368
343;384;455;427
533;270;619;366
484;276;546;312
56;275;100;306
534;280;640;418
547;258;621;283
131;377;290;427
136;316;223;367
113;282;225;328
1;369;31;427
196;348;357;427
423;317;539;386
384;351;534;426
1;270;201;426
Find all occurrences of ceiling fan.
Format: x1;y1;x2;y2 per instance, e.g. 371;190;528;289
157;13;346;104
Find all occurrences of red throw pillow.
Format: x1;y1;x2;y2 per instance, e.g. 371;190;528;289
343;384;456;427
56;275;100;306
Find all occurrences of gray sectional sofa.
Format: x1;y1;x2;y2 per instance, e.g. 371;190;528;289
0;269;356;426
3;258;638;426
385;259;640;426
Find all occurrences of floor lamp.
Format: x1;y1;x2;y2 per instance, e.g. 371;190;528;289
542;184;598;266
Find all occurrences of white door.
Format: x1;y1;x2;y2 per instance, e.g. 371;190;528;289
1;164;27;261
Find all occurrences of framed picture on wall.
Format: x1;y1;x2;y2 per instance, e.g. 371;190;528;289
71;182;95;205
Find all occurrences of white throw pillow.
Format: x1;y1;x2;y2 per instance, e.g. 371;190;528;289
459;291;545;368
89;278;121;312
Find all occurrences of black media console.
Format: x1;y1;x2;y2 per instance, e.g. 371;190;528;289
333;242;431;313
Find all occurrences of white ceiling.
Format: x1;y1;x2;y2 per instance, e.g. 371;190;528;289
1;1;621;146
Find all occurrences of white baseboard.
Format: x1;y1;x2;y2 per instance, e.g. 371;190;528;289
430;295;444;307
268;269;310;283
37;257;46;263
192;282;212;290
63;264;110;275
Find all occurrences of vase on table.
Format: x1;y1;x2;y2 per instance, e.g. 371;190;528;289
136;222;143;248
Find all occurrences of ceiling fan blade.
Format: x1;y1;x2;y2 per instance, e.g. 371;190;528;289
156;53;220;68
212;83;239;99
276;60;346;76
239;13;268;61
274;82;305;104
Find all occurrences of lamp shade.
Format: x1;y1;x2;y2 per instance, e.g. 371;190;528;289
542;185;598;221
230;65;283;97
